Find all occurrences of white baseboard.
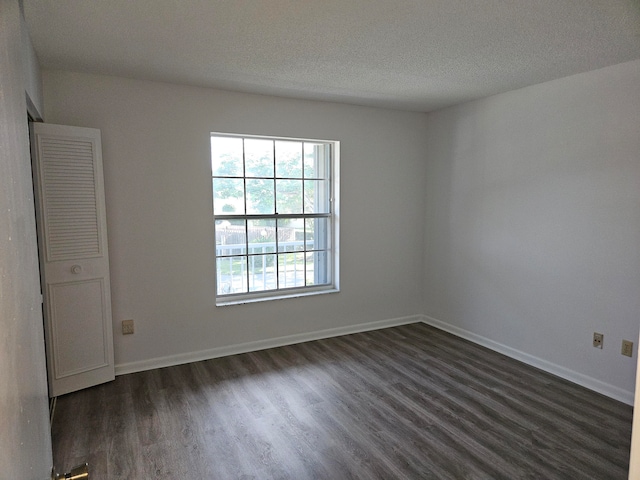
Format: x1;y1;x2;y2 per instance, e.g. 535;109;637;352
115;312;633;405
420;314;634;405
115;314;422;376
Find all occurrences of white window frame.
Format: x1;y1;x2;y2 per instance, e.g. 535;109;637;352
211;132;340;306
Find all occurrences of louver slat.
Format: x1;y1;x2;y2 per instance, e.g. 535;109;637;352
40;137;101;260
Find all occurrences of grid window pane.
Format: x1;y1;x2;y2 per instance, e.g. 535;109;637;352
275;141;302;178
211;136;243;177
278;253;306;289
304;179;330;214
246;179;275;214
216;256;248;295
305;218;329;251
304;143;329;179
278;218;304;252
248;254;277;292
245;139;274;177
306;251;329;285
247;219;276;254
212;134;337;301
276;180;303;214
213;178;245;215
216;219;247;255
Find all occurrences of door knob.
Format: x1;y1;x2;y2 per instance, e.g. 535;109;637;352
52;462;89;479
71;265;82;274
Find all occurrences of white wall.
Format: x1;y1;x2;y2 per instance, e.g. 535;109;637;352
42;70;429;369
423;59;640;402
0;0;52;477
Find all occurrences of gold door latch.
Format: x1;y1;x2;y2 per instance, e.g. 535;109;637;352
52;463;89;480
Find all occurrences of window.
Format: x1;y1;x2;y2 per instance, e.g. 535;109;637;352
211;133;339;304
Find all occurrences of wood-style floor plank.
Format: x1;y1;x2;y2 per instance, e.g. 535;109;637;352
51;323;633;479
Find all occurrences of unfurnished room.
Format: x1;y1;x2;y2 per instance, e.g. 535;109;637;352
2;0;640;478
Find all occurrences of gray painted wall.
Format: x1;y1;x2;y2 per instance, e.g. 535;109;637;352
42;70;429;369
41;60;640;403
0;0;52;477
423;59;640;399
20;4;43;117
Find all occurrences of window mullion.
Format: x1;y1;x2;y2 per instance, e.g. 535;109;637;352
242;140;250;293
216;213;329;221
302;142;308;287
272;140;280;290
242;138;248;215
245;252;250;293
272;140;277;215
303;225;308;287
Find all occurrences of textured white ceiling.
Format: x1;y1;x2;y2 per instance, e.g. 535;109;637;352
23;0;640;112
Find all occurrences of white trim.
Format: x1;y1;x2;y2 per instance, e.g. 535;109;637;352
217;287;339;306
420;314;634;405
115;314;421;376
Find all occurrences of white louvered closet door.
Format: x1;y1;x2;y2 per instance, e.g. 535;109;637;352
31;123;114;397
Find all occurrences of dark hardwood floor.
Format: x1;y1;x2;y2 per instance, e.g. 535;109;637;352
52;323;633;479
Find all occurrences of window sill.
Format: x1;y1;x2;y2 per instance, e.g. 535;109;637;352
216;286;339;306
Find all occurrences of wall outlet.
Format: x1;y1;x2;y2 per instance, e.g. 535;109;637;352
593;332;603;349
122;319;134;335
622;340;633;357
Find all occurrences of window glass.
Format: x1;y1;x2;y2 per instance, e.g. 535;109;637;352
275;141;302;178
211;134;338;303
245;139;273;177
